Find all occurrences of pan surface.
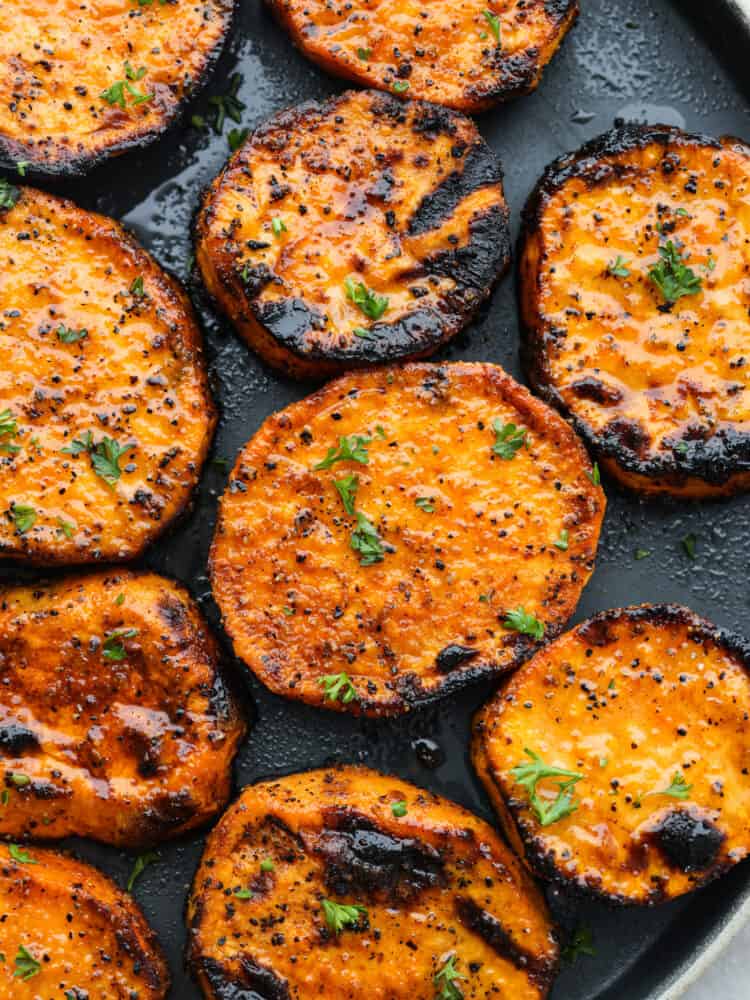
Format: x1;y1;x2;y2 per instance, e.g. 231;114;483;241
1;1;749;997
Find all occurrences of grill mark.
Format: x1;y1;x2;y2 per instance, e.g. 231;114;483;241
201;956;291;1000
435;644;480;674
0;722;39;754
456;895;548;979
408;143;504;236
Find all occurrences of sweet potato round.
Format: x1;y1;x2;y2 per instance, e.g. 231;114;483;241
187;766;559;999
195;90;510;378
210;362;605;716
473;604;750;904
520;124;750;498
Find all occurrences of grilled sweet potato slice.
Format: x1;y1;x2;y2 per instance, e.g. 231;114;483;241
210;362;604;716
0;185;215;564
473;604;750;905
0;0;232;174
520;124;750;498
194;90;510;378
0;844;169;996
267;0;578;113
187;766;559;999
0;570;245;848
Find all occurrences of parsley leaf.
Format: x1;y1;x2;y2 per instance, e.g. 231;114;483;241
587;462;601;486
510;749;584;827
126;851;158;892
0;178;20;211
57;324;88;343
8;844;36;865
13;945;40;981
357;47;372;60
130;275;145;298
260;859;275;872
415;496;435;513
434;955;466;1000
682;533;697;559
321;898;368;935
102;628;138;661
608;255;630;278
333;473;359;515
318;672;358;704
207;73;246;134
483;10;501;43
492;420;526;459
314;434;371;470
503;607;544;640
228;127;249;152
350;511;386;565
10;504;36;534
562;926;596;963
391;800;407;818
271;216;287;237
61;431;94;456
650;772;692;801
344;277;389;320
0;409;18;452
234;888;253;899
90;436;132;486
392;80;410;94
553;529;569;551
634;548;650;560
648;241;702;305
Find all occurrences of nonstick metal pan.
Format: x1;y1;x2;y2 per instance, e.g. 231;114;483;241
2;1;750;997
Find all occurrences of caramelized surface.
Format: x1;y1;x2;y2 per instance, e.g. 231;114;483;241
187;766;559;999
0;0;232;173
521;125;750;497
0;186;215;564
0;845;168;997
210;362;604;716
195;90;510;377
268;0;578;112
0;570;245;848
474;605;750;904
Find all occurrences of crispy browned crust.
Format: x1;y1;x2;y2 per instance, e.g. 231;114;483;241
0;0;234;175
195;90;510;378
209;362;605;717
473;604;750;905
266;0;578;113
0;844;169;996
519;124;750;498
187;766;560;999
0;185;216;565
0;570;246;848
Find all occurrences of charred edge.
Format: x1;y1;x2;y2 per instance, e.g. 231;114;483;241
648;809;726;873
456;895;555;987
423;203;511;302
0;723;39;754
135;790;198;840
544;0;578;19
200;955;291;1000
435;644;480;674
408;142;504;236
318;811;446;903
251;297;326;353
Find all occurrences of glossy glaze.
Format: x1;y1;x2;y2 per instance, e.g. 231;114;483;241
0;186;215;564
187;766;559;999
474;605;750;904
0;570;245;847
196;90;510;377
0;845;169;997
520;126;750;497
210;362;605;716
267;0;578;112
0;0;233;173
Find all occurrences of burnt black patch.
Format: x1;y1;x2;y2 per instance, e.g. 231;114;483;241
0;722;39;755
424;204;511;298
239;262;275;299
201;956;290;1000
570;376;623;405
456;896;550;981
411;104;458;139
408;143;503;236
651;809;725;872
435;644;479;674
318;813;446;903
252;297;326;354
576;617;616;648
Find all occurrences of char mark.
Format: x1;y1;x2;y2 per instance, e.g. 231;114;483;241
252;297;327;354
318;813;446;903
650;809;725;872
435;644;479;674
423;204;511;299
0;722;39;754
408;143;504;236
201;956;291;1000
456;895;550;980
570;376;623;405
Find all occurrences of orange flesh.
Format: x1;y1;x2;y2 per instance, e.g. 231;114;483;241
474;607;750;903
210;363;604;715
269;0;578;112
0;187;215;564
188;767;558;999
522;136;750;496
0;0;232;170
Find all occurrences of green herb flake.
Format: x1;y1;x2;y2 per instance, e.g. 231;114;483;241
234;888;253;899
314;434;371;470
391;800;407;818
608;255;630;278
0;178;20;211
344;277;389;320
228;127;249;152
415;496;435;513
281;606;295;617
9;773;29;788
11;504;36;534
90;436;133;486
510;748;584;826
130;275;145;298
13;944;40;981
357;47;372;60
8;844;36;865
392;80;410;93
321;898;368;935
682;533;697;559
126;850;158;893
553;529;569;551
491;420;526;459
271;216;288;237
102;628;139;662
207;73;246;134
653;771;692;801
648;240;702;305
353;326;375;339
434;954;466;1000
562;926;596;963
503;607;544;641
634;548;650;560
260;859;275;873
115;593;125;606
587;463;601;486
57;324;88;343
333;473;359;515
318;672;358;704
482;9;501;43
351;511;386;565
15;161;28;177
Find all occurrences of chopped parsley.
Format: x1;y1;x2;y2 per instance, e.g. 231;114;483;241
101;63;152;108
126;850;158;892
492;420;526;459
321;899;368;935
260;859;275;873
650;772;692;801
0;408;18;453
208;73;246;134
392;80;410;94
482;10;501;43
682;532;697;559
57;324;88;343
130;275;145;298
271;216;287;237
9;773;29;788
318;672;358;704
503;607;544;640
345;277;389;320
13;945;40;981
634;548;650;560
0;178;20;211
63;432;133;486
350;511;386;565
234;888;253;899
434;955;465;1000
608;255;630;278
510;749;584;826
586;462;601;486
228;127;249;151
333;473;359;515
8;844;36;865
353;326;375;339
553;529;569;551
415;496;435;513
357;47;372;60
648;240;702;305
314;434;371;470
10;504;36;534
102;628;139;661
562;926;596;963
391;800;408;818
